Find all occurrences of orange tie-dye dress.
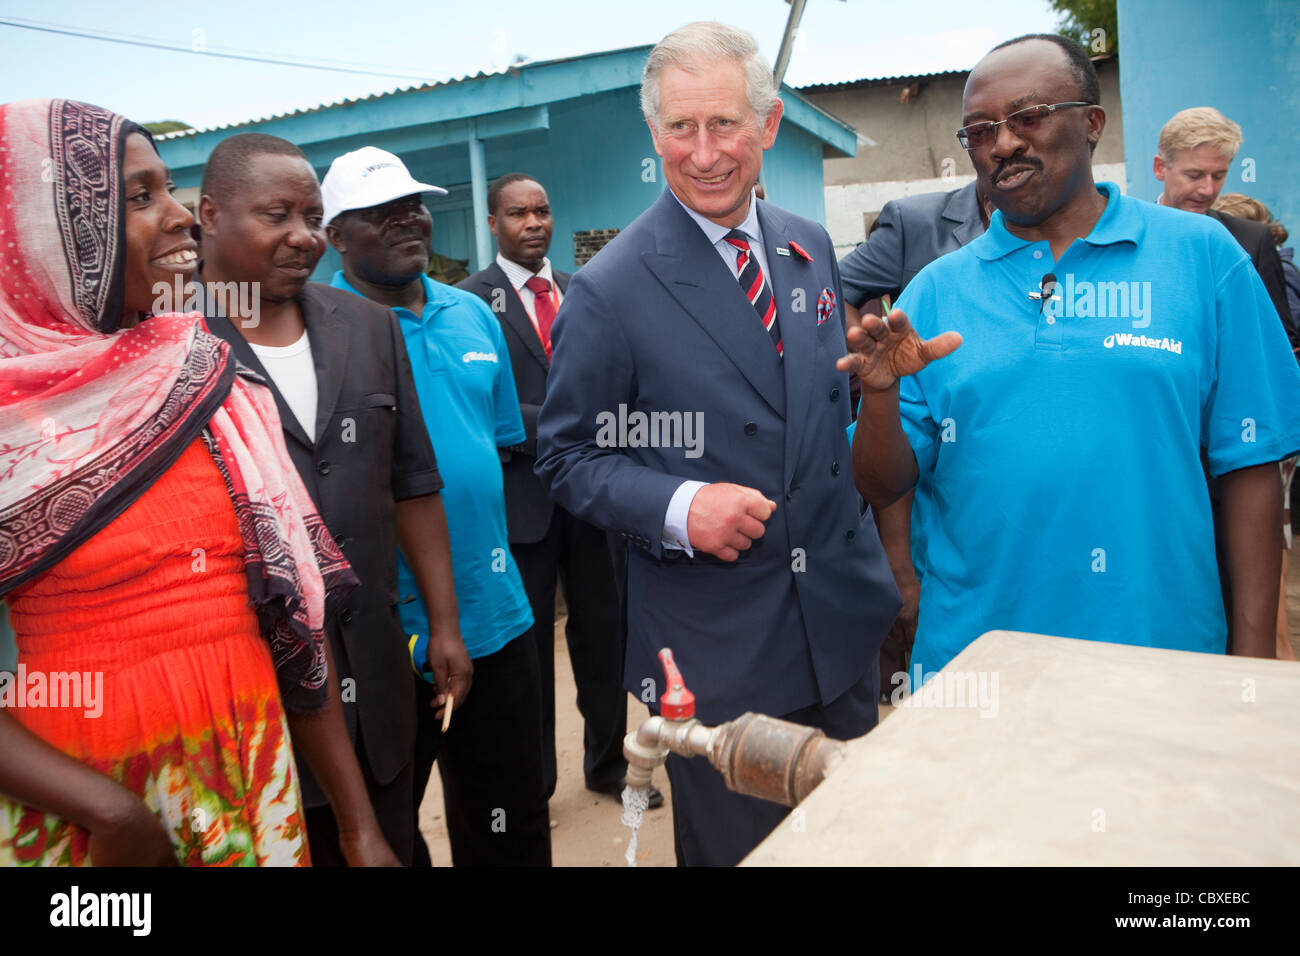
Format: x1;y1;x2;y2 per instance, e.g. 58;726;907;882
0;438;309;866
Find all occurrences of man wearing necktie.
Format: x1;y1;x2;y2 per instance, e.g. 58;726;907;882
459;175;652;810
536;21;903;866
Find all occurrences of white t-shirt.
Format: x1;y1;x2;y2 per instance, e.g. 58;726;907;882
249;330;318;441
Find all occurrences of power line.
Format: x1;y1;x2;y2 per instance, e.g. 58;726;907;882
0;17;438;82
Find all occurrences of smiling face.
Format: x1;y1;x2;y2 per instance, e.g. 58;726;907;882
326;193;431;287
489;179;552;271
961;39;1103;229
1154;142;1232;214
648;59;782;228
198;152;325;302
121;132;196;317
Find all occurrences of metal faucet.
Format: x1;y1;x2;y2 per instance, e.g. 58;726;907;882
624;649;848;809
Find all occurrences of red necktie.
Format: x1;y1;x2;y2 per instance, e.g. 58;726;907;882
524;275;556;358
723;230;782;356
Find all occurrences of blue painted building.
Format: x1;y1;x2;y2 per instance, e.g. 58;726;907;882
157;45;856;281
1117;0;1300;230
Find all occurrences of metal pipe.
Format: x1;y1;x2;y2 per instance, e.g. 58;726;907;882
623;711;846;808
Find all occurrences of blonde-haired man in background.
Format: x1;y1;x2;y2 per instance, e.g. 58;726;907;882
1154;107;1295;342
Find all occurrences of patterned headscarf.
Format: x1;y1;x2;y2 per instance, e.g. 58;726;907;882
0;99;354;712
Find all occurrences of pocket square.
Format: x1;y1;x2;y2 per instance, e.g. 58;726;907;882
816;287;836;325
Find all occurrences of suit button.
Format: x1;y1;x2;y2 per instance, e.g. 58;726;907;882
341;609;353;624
845;529;856;542
744;422;757;436
831;460;840;476
786;488;794;500
333;533;348;548
317;460;331;476
830;387;841;402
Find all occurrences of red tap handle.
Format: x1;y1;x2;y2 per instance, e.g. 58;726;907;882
658;648;695;720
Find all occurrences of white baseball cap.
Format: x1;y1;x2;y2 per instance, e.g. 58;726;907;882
321;146;447;227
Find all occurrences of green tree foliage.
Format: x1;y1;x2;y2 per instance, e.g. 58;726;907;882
1049;0;1118;55
142;120;194;135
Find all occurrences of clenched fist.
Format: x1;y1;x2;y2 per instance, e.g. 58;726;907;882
686;482;777;562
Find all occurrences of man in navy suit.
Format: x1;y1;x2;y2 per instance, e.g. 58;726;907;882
536;21;904;866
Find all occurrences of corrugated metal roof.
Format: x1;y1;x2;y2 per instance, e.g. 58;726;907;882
797;69;969;94
797;51;1115;94
157;43;656;141
156;67;511;140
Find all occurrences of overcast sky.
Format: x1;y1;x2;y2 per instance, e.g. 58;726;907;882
0;0;1063;129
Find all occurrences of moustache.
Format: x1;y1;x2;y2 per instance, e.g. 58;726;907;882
993;158;1042;182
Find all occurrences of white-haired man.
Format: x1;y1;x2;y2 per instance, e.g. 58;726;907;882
536;21;903;866
1155;107;1295;342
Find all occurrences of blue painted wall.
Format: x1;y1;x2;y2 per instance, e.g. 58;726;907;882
1118;0;1300;231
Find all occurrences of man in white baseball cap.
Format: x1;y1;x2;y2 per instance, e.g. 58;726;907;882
323;146;552;867
321;145;448;228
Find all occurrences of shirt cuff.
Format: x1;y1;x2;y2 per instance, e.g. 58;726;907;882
662;480;707;557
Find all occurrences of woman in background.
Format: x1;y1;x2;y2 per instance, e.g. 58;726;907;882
0;99;396;865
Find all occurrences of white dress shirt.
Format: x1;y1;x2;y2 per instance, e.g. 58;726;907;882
496;252;563;334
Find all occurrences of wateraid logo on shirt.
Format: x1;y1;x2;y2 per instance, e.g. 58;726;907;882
1102;332;1183;355
462;350;499;364
1042;275;1153;327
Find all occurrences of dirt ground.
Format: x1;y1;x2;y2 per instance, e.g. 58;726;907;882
416;598;678;867
418;559;1300;867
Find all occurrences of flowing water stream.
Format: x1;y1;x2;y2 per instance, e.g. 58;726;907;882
621;785;651;866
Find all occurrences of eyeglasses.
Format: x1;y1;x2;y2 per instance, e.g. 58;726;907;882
956;102;1093;150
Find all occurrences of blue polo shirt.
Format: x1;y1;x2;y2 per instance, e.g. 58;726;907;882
895;182;1300;678
332;272;532;660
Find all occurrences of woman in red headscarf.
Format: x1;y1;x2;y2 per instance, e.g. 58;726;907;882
0;99;395;866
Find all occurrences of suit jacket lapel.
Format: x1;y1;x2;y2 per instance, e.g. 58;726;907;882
195;280;314;450
758;201;815;482
487;261;550;372
642;192;785;416
947;181;985;247
301;285;349;444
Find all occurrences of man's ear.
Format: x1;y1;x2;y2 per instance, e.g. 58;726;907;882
1084;104;1105;147
488;213;498;239
646;117;665;158
1152;154;1167;183
197;194;218;232
326;221;346;254
761;99;784;150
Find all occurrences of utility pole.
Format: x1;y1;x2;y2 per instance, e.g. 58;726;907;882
772;0;808;89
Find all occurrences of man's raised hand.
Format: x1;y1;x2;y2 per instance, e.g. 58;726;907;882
836;307;961;392
686;482;777;562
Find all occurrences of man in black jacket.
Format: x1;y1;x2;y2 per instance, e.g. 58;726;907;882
457;174;659;808
198;133;470;865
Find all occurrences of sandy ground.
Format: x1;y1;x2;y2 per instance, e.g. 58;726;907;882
418;559;1300;867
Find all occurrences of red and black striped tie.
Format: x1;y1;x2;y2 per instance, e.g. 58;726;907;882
724;229;782;357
